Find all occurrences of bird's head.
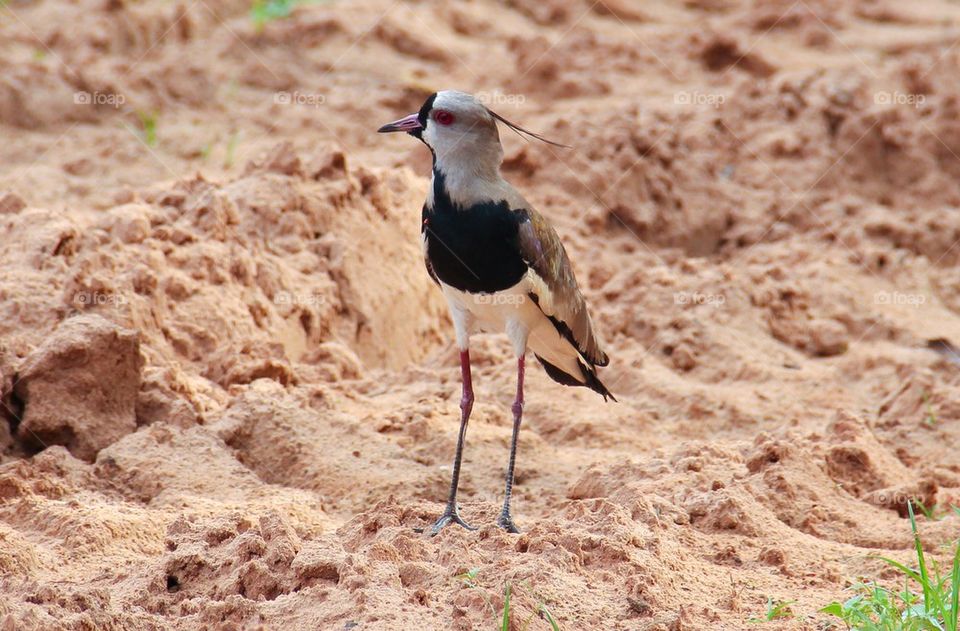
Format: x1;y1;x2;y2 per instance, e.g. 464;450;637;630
378;90;501;172
378;90;566;178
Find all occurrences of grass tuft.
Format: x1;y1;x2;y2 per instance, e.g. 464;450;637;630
456;569;561;630
822;501;960;630
922;391;939;426
749;597;795;623
250;0;306;31
136;110;158;147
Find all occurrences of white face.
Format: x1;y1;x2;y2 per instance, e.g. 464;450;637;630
421;91;500;164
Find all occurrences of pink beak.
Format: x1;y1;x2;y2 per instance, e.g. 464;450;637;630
377;112;422;134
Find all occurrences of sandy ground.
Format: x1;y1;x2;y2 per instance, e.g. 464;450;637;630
1;0;960;628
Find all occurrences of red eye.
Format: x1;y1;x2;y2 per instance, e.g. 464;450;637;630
434;110;455;126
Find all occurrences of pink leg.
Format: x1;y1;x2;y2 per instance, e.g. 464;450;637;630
497;354;525;533
429;350;477;535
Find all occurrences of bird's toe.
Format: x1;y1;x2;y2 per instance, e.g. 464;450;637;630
428;508;477;536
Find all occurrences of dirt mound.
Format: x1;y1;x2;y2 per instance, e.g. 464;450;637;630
14;314;142;460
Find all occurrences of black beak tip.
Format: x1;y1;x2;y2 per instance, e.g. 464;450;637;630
378;113;421;135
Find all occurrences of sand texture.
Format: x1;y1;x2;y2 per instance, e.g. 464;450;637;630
2;0;960;629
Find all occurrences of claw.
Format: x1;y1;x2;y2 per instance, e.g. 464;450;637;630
429;507;477;536
496;512;520;534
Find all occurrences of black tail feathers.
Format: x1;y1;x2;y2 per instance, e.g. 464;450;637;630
535;354;616;402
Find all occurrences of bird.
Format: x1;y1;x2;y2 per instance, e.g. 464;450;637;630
378;90;614;535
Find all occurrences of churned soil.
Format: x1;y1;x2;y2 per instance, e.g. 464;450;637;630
1;0;960;628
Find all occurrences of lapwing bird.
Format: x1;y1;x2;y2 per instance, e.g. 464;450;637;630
378;90;614;535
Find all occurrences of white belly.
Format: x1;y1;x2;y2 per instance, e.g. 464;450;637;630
440;279;535;333
439;276;585;379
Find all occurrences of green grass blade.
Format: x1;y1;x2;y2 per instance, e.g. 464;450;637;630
540;604;561;631
136;111;158;147
879;556;923;584
949;540;960;631
502;582;511;631
910;502;937;618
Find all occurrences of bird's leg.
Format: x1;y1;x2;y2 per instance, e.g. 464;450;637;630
429;349;477;535
497;354;525;533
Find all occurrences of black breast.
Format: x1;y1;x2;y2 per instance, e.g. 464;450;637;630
422;171;529;294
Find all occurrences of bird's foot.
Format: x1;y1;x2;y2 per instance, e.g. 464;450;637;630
496;511;521;534
428;506;476;536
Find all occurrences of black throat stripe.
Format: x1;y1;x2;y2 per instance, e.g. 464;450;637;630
409;92;438;142
422;170;529;294
417;92;438;128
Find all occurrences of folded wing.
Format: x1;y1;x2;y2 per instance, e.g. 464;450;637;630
516;209;609;368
